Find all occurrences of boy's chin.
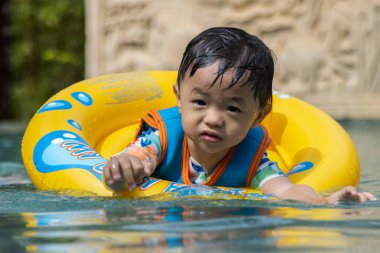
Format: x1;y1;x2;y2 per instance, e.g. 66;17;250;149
197;143;230;155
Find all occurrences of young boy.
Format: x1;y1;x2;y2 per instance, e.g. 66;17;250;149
103;27;375;204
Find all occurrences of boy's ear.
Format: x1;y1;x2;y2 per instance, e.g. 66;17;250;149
251;104;271;127
173;84;181;112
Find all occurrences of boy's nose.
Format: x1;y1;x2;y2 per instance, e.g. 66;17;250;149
204;109;224;128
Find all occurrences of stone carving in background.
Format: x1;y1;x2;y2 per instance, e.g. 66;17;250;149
85;0;380;119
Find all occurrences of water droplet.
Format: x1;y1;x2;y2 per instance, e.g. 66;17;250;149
287;161;314;176
67;120;82;131
38;100;72;113
71;92;93;106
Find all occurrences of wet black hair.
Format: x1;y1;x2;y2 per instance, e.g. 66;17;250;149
177;27;274;109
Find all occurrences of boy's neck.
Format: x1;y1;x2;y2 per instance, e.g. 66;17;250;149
185;137;230;176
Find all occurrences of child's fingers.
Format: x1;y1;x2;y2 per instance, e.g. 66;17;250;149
341;188;376;202
143;161;155;176
128;155;147;179
345;188;363;202
344;186;357;195
117;159;135;191
102;162;113;185
127;156;155;181
359;193;368;202
356;192;376;202
350;192;362;202
363;192;377;201
109;157;122;181
102;161;124;193
108;154;157;191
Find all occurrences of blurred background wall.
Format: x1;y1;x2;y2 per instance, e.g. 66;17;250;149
1;0;379;121
85;0;380;119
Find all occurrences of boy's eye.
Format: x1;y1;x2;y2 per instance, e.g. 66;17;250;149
227;106;242;113
192;99;206;106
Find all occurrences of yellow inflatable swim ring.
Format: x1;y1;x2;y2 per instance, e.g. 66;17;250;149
21;71;360;198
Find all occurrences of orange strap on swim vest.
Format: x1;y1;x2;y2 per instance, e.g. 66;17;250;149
141;110;168;165
181;136;237;186
245;125;271;187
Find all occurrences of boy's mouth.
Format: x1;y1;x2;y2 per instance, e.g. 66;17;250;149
200;131;222;142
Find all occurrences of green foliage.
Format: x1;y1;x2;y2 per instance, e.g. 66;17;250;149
10;0;84;121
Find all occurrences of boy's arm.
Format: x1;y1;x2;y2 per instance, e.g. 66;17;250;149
102;125;161;193
260;175;376;204
252;152;375;204
260;176;326;204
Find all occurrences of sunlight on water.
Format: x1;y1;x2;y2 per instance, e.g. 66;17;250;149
0;121;379;253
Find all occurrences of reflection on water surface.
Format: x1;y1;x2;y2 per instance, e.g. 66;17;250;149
0;121;379;252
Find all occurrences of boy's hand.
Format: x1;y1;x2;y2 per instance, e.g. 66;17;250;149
261;177;376;205
325;186;376;204
102;153;156;193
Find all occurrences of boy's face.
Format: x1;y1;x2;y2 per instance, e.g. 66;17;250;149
174;62;265;160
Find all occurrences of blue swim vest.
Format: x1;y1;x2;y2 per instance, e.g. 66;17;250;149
140;107;271;187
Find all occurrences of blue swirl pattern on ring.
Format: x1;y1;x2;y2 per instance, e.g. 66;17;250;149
33;130;107;180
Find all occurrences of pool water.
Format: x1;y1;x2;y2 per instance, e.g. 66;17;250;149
1;121;379;253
